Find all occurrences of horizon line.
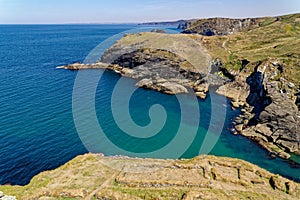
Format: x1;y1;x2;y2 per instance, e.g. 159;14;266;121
0;11;298;25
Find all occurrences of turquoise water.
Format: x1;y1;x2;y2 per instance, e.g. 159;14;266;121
0;25;299;185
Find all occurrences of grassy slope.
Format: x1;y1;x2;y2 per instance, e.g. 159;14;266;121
104;32;211;73
201;13;300;85
0;154;299;199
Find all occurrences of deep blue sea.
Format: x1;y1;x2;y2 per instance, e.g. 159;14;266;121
0;24;299;186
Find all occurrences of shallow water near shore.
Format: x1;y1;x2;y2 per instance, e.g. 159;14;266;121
0;24;299;186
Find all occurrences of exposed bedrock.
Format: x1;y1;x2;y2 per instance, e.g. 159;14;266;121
182;17;263;36
218;59;300;158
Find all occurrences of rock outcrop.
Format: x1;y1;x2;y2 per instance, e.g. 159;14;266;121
60;32;220;98
217;59;300;158
296;89;300;110
1;154;299;199
182;17;266;36
190;13;300;159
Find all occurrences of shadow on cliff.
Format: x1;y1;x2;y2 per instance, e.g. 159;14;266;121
245;64;272;126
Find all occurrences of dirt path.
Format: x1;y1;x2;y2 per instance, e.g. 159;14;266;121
222;36;232;54
86;171;119;200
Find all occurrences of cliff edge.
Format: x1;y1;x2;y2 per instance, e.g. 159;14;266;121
1;154;299;199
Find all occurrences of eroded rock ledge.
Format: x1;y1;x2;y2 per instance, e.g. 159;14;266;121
58;32;227;98
217;59;300;159
1;154;299;199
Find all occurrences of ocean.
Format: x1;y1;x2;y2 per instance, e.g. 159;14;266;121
0;24;299;186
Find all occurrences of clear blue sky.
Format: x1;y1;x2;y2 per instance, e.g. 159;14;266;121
0;0;299;24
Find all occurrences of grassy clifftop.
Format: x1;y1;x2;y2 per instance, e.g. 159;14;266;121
1;154;299;199
197;13;300;85
101;32;211;73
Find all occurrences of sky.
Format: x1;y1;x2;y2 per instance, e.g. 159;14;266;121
0;0;299;24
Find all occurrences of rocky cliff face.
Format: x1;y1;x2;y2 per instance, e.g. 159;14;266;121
296;89;300;110
182;17;263;36
195;13;300;159
101;32;217;98
1;154;299;199
217;59;300;158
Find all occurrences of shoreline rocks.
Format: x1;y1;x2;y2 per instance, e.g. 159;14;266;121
220;59;300;160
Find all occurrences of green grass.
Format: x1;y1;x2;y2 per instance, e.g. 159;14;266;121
110;186;188;200
201;13;300;86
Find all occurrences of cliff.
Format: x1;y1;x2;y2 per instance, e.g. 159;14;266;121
58;13;300;163
60;32;216;98
1;154;299;199
182;17;266;36
138;19;198;29
194;13;300;158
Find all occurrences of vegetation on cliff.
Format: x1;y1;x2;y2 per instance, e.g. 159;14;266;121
185;13;300;158
196;13;300;85
0;154;299;199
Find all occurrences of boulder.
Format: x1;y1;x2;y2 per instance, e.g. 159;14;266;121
157;82;188;94
136;79;153;89
195;92;206;99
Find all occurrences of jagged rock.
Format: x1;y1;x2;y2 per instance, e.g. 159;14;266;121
278;151;291;160
296;89;300;110
235;124;244;132
195;92;206;99
157;82;188;94
215;58;300;158
257;94;300;154
136;79;188;94
57;62;109;70
270;176;284;191
183;17;263;36
150;29;167;33
136;79;153;89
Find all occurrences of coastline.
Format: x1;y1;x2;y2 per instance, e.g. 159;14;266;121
59;16;300;162
0;13;300;198
1;153;299;199
60;60;300;162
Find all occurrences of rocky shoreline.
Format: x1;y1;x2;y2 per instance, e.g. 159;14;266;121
59;32;225;99
59;14;300;162
60;57;300;161
216;59;300;160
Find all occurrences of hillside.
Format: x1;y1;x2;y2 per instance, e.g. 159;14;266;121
193;13;300;84
0;154;299;199
188;13;300;158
